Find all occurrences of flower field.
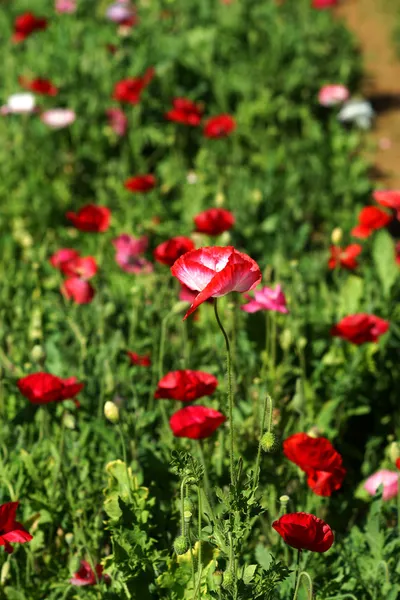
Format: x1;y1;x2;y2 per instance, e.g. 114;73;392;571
1;0;400;598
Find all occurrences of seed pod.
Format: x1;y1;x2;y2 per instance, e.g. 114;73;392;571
260;431;278;453
173;536;189;555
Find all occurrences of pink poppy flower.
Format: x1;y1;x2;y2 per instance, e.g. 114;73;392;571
364;470;398;501
112;234;153;274
106;3;135;23
373;190;400;220
241;285;288;314
41;109;76;129
55;0;77;13
50;248;80;270
318;85;349;107
106;108;128;136
60;256;98;279
61;278;95;304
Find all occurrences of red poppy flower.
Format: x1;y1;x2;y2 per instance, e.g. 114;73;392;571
170;405;225;439
312;0;338;7
124;174;156;193
17;372;84;405
396;458;400;470
0;502;33;554
50;248;80;270
70;560;104;586
283;433;346;496
126;351;151;367
165;98;203;126
154;236;195;267
351;206;392;239
112;68;154;104
155;370;218;402
12;12;48;43
60;256;98;279
396;241;400;266
331;313;389;344
18;76;58;96
171;246;262;319
373;190;400;220
328;244;362;270
66;204;111;232
61;278;95;304
272;513;334;552
194;208;235;236
203;114;236;138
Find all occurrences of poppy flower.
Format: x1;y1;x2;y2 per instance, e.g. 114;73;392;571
312;0;338;8
351;206;392;238
124;174;156;193
106;3;135;23
154;236;195;266
241;285;289;314
113;68;154;104
0;502;33;554
3;93;36;114
61;278;95;304
19;76;58;96
194;208;235;236
40;109;76;129
364;470;398;501
50;248;80;270
70;560;104;586
396;241;400;266
55;0;77;13
106;108;128;136
171;246;262;319
373;190;400;220
60;256;98;279
328;244;362;270
17;372;84;405
203;114;236;138
112;234;153;274
170;405;225;439
318;84;349;107
272;513;334;553
165;98;203;126
338;99;375;130
283;433;346;496
396;458;400;470
126;351;151;367
331;313;389;344
66;204;111;232
12;12;48;43
155;370;218;402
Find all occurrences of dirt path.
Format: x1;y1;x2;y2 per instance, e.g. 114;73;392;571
336;0;400;187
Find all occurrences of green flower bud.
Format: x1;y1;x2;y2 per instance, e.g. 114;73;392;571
183;498;193;512
260;431;278;453
213;570;223;586
104;401;119;424
173;536;189;555
222;570;234;589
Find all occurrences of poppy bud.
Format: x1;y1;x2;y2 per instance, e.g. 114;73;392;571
31;345;45;361
279;494;290;513
184;510;192;524
215;192;225;206
331;227;343;244
280;328;293;351
173;535;189;555
1;561;10;585
260;431;278;453
388;441;400;464
222;569;234;589
104;401;119;424
213;570;223;586
62;413;76;430
183;498;193;512
65;533;74;545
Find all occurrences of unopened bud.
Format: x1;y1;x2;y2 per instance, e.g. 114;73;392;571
388;442;400;464
279;495;290;513
213;570;223;586
31;345;45;361
62;413;76;430
173;536;189;555
222;570;234;589
1;561;10;584
331;227;343;244
104;401;119;424
215;192;225;206
183;510;192;524
183;498;193;512
260;431;278;453
65;533;74;545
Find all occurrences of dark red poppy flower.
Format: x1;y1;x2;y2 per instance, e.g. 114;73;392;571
124;174;156;193
396;241;400;266
60;256;98;280
373;190;400;220
165;98;203;126
66;204;111;232
331;313;389;344
12;12;48;43
203;114;236;138
126;351;151;367
50;248;80;270
112;68;154;104
272;513;334;552
153;236;195;266
328;244;362;270
283;433;346;496
155;370;218;402
61;278;95;304
396;458;400;470
17;372;84;405
312;0;338;7
70;560;104;586
0;502;33;554
171;246;262;319
351;206;392;238
18;76;58;96
170;405;225;439
194;208;235;236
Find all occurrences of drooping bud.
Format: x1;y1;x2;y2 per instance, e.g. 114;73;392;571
104;401;119;424
260;431;278;453
222;569;234;589
173;536;189;555
213;570;223;586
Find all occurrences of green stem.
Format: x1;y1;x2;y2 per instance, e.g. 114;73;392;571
214;299;235;487
293;570;313;600
180;478;187;537
253;394;273;492
117;424;132;502
197;486;202;600
197;441;214;510
157;311;174;437
397;469;400;537
292;550;301;598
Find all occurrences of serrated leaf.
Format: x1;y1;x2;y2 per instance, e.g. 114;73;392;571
373;230;399;297
255;544;273;571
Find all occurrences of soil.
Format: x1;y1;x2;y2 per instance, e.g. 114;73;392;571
336;0;400;187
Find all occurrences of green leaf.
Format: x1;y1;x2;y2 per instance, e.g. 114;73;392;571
255;544;273;571
338;275;364;316
243;564;257;585
373;230;399;297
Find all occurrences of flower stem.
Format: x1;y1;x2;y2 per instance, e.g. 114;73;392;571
214;298;235;487
292;550;301;599
253;394;273;492
293;570;313;600
197;486;202;600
